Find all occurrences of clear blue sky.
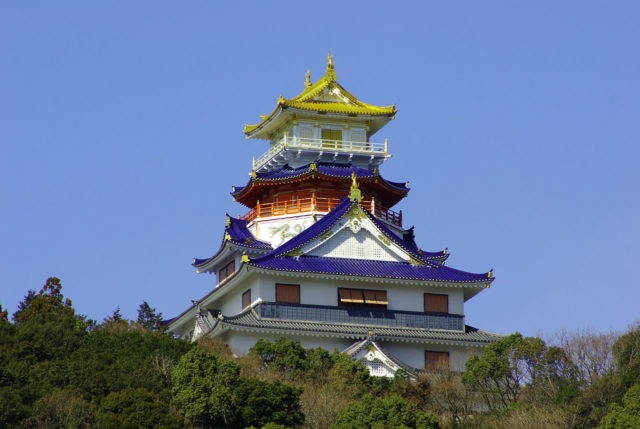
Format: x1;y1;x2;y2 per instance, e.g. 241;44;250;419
2;2;638;337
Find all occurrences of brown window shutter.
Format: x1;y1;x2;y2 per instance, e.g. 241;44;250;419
375;290;388;305
364;290;388;305
425;351;450;370
424;294;449;313
242;289;251;309
276;284;300;304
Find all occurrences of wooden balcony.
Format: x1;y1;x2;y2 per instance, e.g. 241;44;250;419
239;196;402;227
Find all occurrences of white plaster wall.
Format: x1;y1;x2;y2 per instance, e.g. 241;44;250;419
250;214;318;247
252;274;465;315
214;277;260;316
382;342;483;372
221;330;351;356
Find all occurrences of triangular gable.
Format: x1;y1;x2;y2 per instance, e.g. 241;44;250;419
290;202;428;264
303;215;406;262
252;198;437;267
344;338;415;378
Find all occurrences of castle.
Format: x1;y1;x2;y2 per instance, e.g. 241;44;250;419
167;55;501;377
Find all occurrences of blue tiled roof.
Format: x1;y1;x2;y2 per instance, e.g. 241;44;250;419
259;198;354;258
248;198;492;283
249;256;491;283
231;162;409;196
193;216;271;267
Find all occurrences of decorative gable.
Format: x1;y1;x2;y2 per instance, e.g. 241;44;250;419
296;204;410;263
307;228;403;262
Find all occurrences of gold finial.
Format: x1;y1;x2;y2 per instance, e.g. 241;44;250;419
224;232;232;241
327;53;334;69
241;252;250;263
443;248;448;255
304;70;312;87
488;269;493;279
225;215;231;226
373;166;380;175
250;170;257;179
348;172;362;202
309;162;318;171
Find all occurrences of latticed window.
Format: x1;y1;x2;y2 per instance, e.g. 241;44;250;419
424;293;448;313
360;359;387;376
276;284;300;304
321;129;342;148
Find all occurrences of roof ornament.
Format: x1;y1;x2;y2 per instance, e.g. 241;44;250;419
225;215;232;226
250;170;257;179
304;70;312;88
309;162;318;172
241;252;251;263
327;52;334;70
348;172;362;202
487;269;494;279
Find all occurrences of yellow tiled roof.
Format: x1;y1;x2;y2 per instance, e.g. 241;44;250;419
244;59;396;135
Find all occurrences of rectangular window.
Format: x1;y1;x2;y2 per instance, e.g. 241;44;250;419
338;288;387;308
424;293;448;313
425;351;450;371
321;129;343;148
242;289;251;309
218;260;236;284
276;284;300;304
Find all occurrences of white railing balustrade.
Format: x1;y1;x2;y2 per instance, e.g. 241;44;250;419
253;137;389;170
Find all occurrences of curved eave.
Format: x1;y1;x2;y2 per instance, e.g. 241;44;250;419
167;264;255;333
231;171;409;208
244;104;396;140
193;241;271;272
245;262;494;291
212;305;503;346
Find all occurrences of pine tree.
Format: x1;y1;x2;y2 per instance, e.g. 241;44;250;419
136;301;164;332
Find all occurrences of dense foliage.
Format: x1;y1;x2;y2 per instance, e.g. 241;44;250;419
1;277;639;428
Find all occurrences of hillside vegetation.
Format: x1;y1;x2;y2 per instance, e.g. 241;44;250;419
1;277;638;428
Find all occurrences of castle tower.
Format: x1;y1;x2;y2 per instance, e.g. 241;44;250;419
167;56;501;377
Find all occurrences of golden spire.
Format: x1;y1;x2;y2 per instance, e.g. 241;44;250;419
348;172;362;202
327;52;334;70
304;69;312;87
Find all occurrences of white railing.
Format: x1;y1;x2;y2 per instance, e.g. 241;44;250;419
253;136;388;170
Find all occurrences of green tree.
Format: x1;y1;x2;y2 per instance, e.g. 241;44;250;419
249;337;333;380
136;301;165;332
231;377;304;428
332;394;440;429
462;333;576;410
96;387;182;429
596;384;640;429
171;347;240;427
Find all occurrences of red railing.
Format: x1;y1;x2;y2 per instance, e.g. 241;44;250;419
239;197;402;227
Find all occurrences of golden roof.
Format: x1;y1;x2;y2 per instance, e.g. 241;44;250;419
244;55;396;137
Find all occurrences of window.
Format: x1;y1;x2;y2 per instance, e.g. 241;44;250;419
242;289;251;309
425;351;449;371
424;293;448;313
321;129;342;148
360;359;387;376
218;260;236;284
338;288;388;308
276;284;300;304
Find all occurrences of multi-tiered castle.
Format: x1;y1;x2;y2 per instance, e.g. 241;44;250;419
167;55;501;377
